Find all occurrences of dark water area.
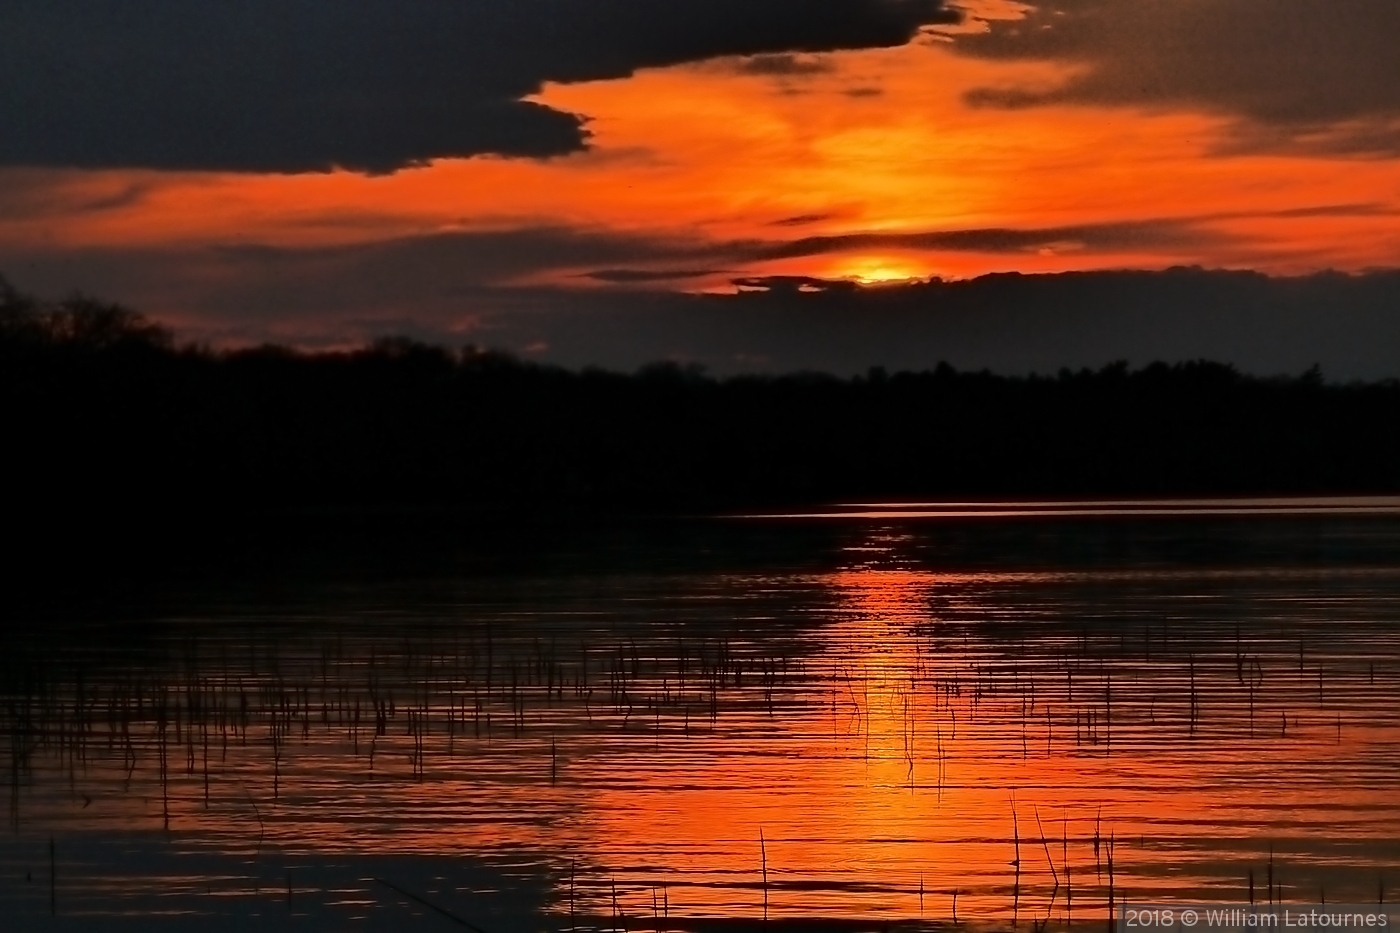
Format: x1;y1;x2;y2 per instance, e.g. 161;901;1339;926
4;502;1400;931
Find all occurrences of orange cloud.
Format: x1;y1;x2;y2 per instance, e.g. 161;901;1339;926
1;35;1396;306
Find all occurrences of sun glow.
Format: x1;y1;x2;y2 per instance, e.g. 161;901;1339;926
3;32;1398;342
838;256;926;284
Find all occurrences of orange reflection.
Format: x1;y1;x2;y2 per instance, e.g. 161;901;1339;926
10;564;1400;923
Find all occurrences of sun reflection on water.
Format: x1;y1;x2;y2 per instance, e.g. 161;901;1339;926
4;524;1400;926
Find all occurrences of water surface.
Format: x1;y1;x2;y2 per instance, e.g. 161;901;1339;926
4;503;1400;930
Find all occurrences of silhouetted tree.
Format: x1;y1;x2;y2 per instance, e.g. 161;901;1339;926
1;278;1397;537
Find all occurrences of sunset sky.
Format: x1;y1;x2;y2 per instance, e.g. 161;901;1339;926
3;1;1398;374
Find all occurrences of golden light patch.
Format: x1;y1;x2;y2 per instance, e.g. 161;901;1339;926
836;256;927;284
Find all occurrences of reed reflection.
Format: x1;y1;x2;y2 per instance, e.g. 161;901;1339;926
3;526;1400;926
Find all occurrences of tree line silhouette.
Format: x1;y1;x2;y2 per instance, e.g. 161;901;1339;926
4;278;1399;533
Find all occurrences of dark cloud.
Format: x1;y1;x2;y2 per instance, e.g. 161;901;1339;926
7;231;1400;380
6;216;1223;305
768;213;838;227
1212;117;1400;158
956;0;1400;154
1;202;1353;321
523;268;1400;379
750;218;1230;259
0;225;736;342
732;275;859;292
583;269;724;283
218;226;734;283
730;54;837;76
0;0;957;173
0;169;160;220
1253;203;1393;220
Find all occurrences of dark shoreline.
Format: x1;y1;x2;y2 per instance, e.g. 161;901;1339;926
5;280;1400;613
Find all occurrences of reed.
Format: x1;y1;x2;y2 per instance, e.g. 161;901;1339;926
1094;807;1102;883
760;826;769;922
0;609;1394;926
1268;845;1274;906
1035;805;1059;890
1106;830;1116;933
1064;808;1072;926
1013;795;1022;923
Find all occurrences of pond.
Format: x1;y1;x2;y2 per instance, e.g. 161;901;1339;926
4;500;1400;931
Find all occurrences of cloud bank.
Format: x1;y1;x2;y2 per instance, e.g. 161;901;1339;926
7;239;1400;380
956;0;1400;154
0;0;957;173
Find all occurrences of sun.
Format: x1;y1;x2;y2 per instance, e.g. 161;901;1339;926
837;256;925;285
